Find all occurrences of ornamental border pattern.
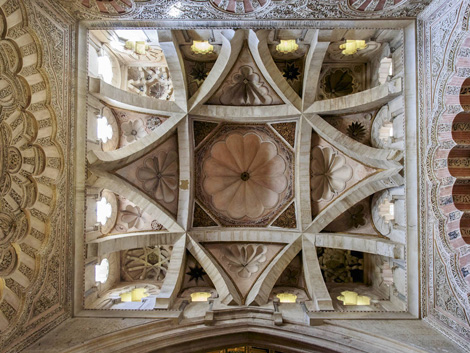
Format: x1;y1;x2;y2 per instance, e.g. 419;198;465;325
1;0;469;351
419;0;470;349
56;0;432;21
0;0;76;352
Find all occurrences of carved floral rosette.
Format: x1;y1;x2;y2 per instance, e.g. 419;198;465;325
0;1;63;333
195;124;294;227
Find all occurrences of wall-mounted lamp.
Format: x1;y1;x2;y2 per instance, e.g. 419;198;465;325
276;40;299;54
190;292;212;302
337;291;371;306
125;40;149;55
120;288;149;302
276;293;297;303
339;40;368;56
191;40;213;55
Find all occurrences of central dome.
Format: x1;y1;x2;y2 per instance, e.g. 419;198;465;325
196;124;294;226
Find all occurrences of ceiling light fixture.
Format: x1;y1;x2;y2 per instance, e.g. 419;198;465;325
340;40;368;56
191;40;214;55
276;39;299;54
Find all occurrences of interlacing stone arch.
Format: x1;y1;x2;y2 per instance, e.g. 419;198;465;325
85;28;406;310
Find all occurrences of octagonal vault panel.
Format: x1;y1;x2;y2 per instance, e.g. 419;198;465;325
196;124;294;227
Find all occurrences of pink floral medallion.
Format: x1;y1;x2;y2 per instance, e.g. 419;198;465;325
196;124;294;226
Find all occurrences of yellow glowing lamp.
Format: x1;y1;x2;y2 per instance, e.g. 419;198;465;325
339;40;368;56
125;40;149;55
120;291;132;302
190;292;212;302
337;291;371;306
131;287;148;301
120;288;149;302
276;40;299;54
135;41;148;55
276;293;297;303
191;40;214;55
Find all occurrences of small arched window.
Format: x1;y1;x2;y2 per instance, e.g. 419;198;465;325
95;258;109;284
96;197;112;225
379;122;394;142
379;198;395;224
378;57;393;85
97;54;114;84
96;116;113;143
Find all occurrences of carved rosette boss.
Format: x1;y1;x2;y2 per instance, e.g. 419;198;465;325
196;125;294;226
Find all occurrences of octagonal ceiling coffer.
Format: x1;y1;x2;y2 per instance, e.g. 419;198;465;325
196;123;294;227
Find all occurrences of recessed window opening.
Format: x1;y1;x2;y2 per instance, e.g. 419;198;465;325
96;116;113;143
379;122;394;141
120;288;149;302
95;259;109;284
379;199;395;224
379;57;393;85
96;197;112;225
97;55;113;84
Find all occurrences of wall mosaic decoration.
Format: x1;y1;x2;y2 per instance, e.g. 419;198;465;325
348;0;407;12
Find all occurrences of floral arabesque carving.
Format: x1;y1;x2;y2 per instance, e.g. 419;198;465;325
202;133;288;219
311;146;353;202
80;0;135;14
121;119;146;143
321;68;356;99
137;150;178;204
61;0;432;20
209;0;271;14
348;0;407;12
120;205;145;229
220;66;273;105
222;244;267;278
0;1;63;336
